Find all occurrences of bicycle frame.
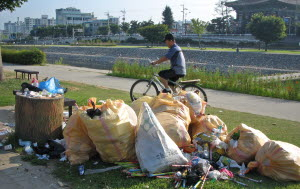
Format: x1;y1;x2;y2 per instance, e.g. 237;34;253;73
148;74;183;92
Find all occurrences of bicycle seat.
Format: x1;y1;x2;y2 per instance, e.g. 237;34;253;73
179;79;201;84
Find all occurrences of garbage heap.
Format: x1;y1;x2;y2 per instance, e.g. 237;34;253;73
63;92;300;187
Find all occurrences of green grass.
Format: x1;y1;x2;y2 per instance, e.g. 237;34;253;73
110;61;300;101
1;72;300;188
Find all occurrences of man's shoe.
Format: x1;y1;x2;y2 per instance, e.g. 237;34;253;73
162;88;172;94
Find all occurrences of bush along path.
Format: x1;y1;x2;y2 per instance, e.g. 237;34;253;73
110;61;300;101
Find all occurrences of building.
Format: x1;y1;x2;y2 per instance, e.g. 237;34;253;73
83;17;120;36
56;7;94;25
226;0;300;34
171;21;192;35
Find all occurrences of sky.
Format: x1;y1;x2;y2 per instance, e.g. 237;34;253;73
0;0;235;29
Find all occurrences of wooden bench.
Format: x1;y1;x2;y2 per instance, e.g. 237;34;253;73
14;69;39;80
64;98;76;117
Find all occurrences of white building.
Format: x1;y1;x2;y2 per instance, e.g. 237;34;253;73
83;17;120;36
56;7;94;25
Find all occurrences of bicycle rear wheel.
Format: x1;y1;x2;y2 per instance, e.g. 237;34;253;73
182;84;208;102
130;79;160;101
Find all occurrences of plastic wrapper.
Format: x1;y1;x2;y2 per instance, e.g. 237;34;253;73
82;100;137;163
151;93;191;129
135;102;188;174
80;97;103;110
191;156;210;173
225;124;269;164
190;115;228;141
177;90;206;124
155;112;191;148
39;77;65;94
63;112;96;165
247;140;300;181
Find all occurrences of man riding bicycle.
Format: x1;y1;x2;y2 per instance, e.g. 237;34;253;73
151;33;186;93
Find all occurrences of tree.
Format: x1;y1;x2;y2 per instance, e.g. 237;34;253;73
128;20;140;34
162;6;174;29
120;22;130;33
138;24;169;46
0;0;27;81
140;19;154;27
248;13;287;51
98;26;109;35
110;24;120;35
190;18;208;48
0;0;27;12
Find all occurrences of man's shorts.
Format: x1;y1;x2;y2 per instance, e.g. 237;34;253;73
158;69;185;86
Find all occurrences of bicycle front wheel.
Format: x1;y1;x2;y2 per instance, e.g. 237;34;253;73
182;84;208;102
130;79;160;101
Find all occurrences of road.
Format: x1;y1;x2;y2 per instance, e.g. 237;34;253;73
4;63;300;122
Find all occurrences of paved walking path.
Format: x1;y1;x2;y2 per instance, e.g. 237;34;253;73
4;63;300;122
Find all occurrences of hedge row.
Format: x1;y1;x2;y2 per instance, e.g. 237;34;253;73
1;48;46;65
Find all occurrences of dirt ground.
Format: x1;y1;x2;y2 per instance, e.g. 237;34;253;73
0;106;68;189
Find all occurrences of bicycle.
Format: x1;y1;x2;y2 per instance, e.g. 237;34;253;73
130;73;208;102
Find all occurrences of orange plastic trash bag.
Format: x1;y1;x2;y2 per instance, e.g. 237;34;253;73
151;93;191;129
190;115;228;141
247;140;300;181
82;100;137;163
131;96;154;115
225;124;269;164
156;112;191;148
63;112;96;165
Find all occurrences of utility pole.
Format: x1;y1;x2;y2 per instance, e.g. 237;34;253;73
121;9;126;24
105;11;111;35
185;11;191;35
181;4;188;35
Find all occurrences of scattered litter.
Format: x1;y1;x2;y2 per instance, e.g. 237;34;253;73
3;123;15;127
19;139;31;147
59;155;67;162
78;165;85;176
58;181;65;187
25;146;34;155
93;161;99;165
4;144;12;151
84;166;122;175
36;154;50;160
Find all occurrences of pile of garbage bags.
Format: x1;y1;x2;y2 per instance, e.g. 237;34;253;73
63;91;300;186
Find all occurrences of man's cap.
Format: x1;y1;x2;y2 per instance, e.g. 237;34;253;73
163;33;175;42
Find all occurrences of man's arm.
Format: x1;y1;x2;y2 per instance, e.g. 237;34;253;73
151;56;168;65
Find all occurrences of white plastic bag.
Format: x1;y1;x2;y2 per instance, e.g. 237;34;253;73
135;103;188;174
186;92;202;115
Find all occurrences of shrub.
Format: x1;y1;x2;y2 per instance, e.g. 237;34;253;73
1;48;46;65
110;61;300;101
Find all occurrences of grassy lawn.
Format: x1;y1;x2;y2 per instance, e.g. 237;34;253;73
1;72;300;189
3;44;300;54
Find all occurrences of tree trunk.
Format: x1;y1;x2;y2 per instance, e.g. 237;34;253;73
198;37;201;49
0;47;4;81
15;94;64;143
265;42;268;51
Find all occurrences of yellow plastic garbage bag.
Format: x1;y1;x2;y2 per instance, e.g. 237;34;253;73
190;115;228;141
151;93;191;129
131;96;154;115
225;123;269;164
247;140;300;181
156;112;191;148
63;112;96;165
82;100;137;163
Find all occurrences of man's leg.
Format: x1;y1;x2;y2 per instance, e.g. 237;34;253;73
159;77;169;89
